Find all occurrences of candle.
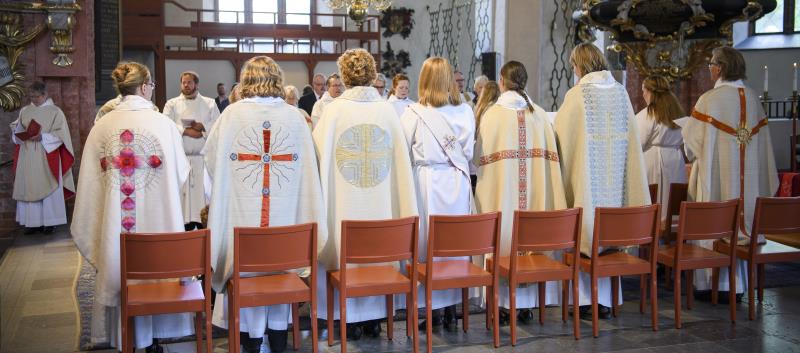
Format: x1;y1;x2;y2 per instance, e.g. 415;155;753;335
793;62;798;93
764;65;768;93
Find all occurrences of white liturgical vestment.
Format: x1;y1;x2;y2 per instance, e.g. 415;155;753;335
313;86;418;323
388;94;413;117
310;91;334;129
554;71;650;307
635;109;687;220
475;91;567;309
203;96;327;337
71;95;194;349
163;93;220;224
684;79;779;293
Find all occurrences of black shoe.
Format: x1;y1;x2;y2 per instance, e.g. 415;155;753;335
418;308;443;330
517;309;534;325
42;226;54;234
239;333;263;353
184;223;195;231
267;328;288;353
144;342;164;353
23;226;42;235
442;305;458;332
346;323;362;340
579;305;611;320
498;309;510;326
362;320;382;338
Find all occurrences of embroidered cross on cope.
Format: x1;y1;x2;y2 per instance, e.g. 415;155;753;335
231;121;297;227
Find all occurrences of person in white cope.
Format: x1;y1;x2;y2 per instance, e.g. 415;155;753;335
474;61;567;325
162;71;221;231
683;46;779;303
283;84;313;129
400;57;475;332
636;75;688;220
373;73;388;98
71;62;194;353
387;73;413;117
298;73;325;115
310;73;344;129
314;48;418;340
203;56;328;353
454;70;474;109
96;94;159;123
11;81;75;234
554;43;650;320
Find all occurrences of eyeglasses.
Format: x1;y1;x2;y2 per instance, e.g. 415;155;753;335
145;81;156;88
708;62;720;68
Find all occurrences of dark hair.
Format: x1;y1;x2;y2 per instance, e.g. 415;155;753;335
181;71;199;84
217;82;224;87
302;85;313;96
499;61;534;113
29;81;46;95
326;73;341;87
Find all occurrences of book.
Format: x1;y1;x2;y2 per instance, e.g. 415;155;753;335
14;119;41;141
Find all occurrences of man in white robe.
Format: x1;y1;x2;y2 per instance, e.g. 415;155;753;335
310;73;344;129
11;82;75;234
314;80;417;338
203;56;328;353
454;71;475;110
475;86;567;322
72;93;195;351
554;43;650;319
684;46;779;301
163;71;221;230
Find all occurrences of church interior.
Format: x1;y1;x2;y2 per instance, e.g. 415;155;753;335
0;0;799;352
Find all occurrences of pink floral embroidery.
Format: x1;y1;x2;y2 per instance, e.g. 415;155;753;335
121;197;135;211
100;158;108;171
120;129;134;144
120;181;135;196
147;155;162;168
121;216;136;231
113;147;143;177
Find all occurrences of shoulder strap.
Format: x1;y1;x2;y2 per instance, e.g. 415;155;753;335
408;105;471;178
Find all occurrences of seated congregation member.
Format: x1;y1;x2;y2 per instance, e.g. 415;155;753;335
474;61;567;323
204;56;327;353
636;75;688;220
684;46;779;302
387;73;414;117
310;73;345;129
72;62;194;352
554;43;650;319
400;57;476;331
314;48;418;339
284;84;313;128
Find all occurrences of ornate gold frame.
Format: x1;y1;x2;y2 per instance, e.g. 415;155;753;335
0;13;44;112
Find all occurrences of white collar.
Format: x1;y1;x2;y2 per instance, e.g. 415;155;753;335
714;79;745;89
496;90;532;110
320;91;333;102
339;86;383;102
31;98;55;108
116;95;157;111
387;94;409;102
578;70;618;86
238;96;285;105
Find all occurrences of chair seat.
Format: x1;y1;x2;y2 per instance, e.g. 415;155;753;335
714;239;800;264
416;260;492;290
658;244;729;269
238;273;310;307
329;266;411;297
565;251;651;277
494;254;572;282
127;280;205;316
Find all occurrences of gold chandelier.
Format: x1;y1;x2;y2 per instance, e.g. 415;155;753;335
325;0;392;23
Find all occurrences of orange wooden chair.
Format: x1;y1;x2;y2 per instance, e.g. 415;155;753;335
663;183;688;290
565;205;660;337
713;196;800;320
415;212;501;353
491;208;583;344
226;223;319;353
326;216;419;353
657;199;739;329
120;229;212;353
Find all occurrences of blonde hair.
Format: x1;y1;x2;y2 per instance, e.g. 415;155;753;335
283;85;300;102
569;43;609;76
337;48;377;87
711;46;747;81
238;56;284;99
500;61;534;113
389;73;409;96
418;57;461;107
643;75;683;129
229;84;241;103
475;80;500;132
111;62;151;96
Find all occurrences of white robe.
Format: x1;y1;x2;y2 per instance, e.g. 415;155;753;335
683;79;779;293
313;86;418;323
163;93;221;224
388;94;413;118
554;71;650;307
636;109;688;220
96;95;159;123
71;95;194;349
203;96;328;337
310;91;334;130
474;91;567;309
400;102;475;310
11;98;74;227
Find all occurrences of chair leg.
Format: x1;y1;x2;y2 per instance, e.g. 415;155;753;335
228;291;239;353
127;316;136;353
411;285;419;353
426;288;433;353
686;270;694;310
492;284;500;348
194;311;203;353
674;268;682;329
538;282;546;325
485;287;492;330
639;274;646;314
292;302;301;350
462;287;469;333
591;275;599;338
611;276;619;318
327;279;334;346
121;313;129;353
340;288;348;353
748;261;756;320
311;291;319;353
711;268;719;305
510;281;517;346
729;264;737;324
651;269;658;331
206;308;212;353
572;278;580;340
562;279;568;323
757;263;765;302
406;290;412;338
386;294;394;341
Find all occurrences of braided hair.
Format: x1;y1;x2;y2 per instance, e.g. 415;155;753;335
500;61;534;113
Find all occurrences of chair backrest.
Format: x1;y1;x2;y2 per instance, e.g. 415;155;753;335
428;212;501;258
341;216;418;266
648;184;658;204
593;205;660;252
666;183;688;224
676;199;739;242
752;196;800;236
121;229;210;281
513;208;582;252
234;223;317;274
